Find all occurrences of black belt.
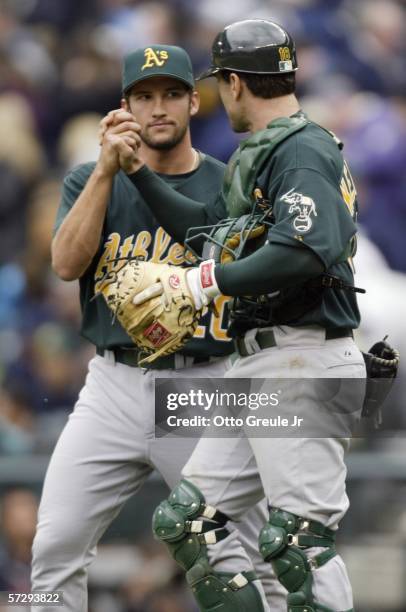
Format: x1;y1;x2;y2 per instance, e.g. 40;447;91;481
96;347;214;370
235;327;353;358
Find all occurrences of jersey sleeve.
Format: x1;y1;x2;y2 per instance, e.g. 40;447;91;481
54;163;96;234
267;167;357;269
128;165;226;244
205;191;227;225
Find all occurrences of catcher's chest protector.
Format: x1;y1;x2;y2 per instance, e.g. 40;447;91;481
223;115;308;218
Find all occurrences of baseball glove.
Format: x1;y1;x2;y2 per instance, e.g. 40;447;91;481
97;260;202;365
362;337;400;423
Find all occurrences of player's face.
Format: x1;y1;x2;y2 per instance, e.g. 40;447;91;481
216;73;250;133
125;77;199;150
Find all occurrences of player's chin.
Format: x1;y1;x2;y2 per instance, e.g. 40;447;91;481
146;137;176;151
226;109;249;133
143;129;183;151
230;116;249;133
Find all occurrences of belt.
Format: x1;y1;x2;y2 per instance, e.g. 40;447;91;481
235;327;353;358
96;347;215;370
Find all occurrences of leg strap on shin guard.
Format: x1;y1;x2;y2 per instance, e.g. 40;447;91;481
259;507;338;612
153;480;265;611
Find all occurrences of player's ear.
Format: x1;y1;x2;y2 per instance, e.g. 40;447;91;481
189;90;200;117
121;97;130;112
229;73;242;101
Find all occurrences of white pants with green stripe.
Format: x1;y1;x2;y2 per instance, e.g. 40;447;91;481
183;325;366;612
31;353;286;612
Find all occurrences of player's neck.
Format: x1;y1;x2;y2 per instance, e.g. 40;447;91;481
247;94;301;132
141;135;198;175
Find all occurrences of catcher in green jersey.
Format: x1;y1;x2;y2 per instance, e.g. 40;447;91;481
30;45;288;612
103;20;371;612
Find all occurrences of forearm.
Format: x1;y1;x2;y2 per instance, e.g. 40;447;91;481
128;165;210;243
215;243;325;296
52;167;113;280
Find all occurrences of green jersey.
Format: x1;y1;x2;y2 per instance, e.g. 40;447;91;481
55;155;232;358
127;114;362;331
257;118;361;329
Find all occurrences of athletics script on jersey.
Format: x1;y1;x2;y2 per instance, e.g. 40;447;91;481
94;228;188;288
94;228;230;342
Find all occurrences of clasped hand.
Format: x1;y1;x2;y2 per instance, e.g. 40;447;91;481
98;109;143;175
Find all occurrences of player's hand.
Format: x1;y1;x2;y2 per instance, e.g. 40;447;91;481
100;112;141;152
100;109;143;173
98;109;140;145
97;130;137;177
114;136;143;174
186;260;221;309
97;110;142;176
98;109;119;145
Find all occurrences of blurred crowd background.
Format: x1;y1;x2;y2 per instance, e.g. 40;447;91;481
0;0;405;610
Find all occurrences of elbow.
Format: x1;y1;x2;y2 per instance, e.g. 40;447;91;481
51;258;80;281
51;242;81;281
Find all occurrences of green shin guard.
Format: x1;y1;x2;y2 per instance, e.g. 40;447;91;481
187;559;264;611
152;479;230;571
259;508;338;612
152;480;264;612
152;480;265;611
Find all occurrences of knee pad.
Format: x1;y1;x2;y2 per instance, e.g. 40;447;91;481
152;479;229;571
187;559;265;611
259;508;337;612
153;480;265;611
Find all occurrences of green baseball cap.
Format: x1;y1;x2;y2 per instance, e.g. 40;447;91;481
122;45;195;94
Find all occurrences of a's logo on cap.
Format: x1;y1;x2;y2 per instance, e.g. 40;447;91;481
142;47;169;71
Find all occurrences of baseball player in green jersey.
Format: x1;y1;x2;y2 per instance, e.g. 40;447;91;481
106;20;367;612
30;45;287;612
